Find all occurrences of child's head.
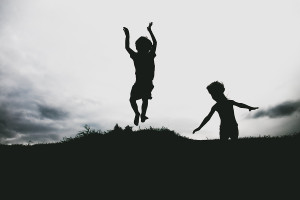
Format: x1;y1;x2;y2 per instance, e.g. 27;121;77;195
207;81;225;102
135;36;152;53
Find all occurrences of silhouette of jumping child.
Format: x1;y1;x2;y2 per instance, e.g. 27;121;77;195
123;22;157;126
193;81;258;140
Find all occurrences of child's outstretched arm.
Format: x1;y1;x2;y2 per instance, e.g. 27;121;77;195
123;27;135;55
193;106;216;134
232;100;259;111
147;22;157;53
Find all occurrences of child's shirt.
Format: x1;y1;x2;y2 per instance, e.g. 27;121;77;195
213;99;238;127
129;51;156;82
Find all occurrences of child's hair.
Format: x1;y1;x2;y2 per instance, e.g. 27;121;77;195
207;81;225;95
135;36;152;52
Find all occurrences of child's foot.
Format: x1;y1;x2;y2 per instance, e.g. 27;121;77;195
134;113;140;126
141;115;148;123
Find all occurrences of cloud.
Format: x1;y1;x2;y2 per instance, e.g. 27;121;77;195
0;15;73;144
251;100;300;119
0;35;104;144
0;86;70;143
38;104;68;120
0;104;59;140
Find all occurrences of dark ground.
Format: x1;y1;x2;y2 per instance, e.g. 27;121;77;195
0;126;299;198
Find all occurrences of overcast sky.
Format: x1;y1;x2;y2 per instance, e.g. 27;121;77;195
0;0;300;144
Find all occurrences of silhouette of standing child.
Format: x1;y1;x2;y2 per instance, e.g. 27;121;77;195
123;22;157;126
193;81;258;140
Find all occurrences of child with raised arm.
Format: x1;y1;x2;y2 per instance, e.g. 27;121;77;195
123;22;157;126
193;81;258;140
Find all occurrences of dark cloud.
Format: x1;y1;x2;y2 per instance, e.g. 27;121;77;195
0;51;97;144
0;100;69;143
0;1;106;144
251;100;300;119
0;44;71;144
38;104;68;120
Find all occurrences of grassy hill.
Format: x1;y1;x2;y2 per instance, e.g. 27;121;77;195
1;124;299;197
1;124;299;164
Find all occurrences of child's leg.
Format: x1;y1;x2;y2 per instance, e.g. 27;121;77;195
219;127;230;141
230;126;239;141
141;98;149;122
220;134;229;141
130;98;140;125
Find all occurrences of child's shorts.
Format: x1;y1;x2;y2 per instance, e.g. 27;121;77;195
219;124;239;140
130;80;154;100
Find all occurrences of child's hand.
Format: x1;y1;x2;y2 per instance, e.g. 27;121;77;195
147;22;153;31
193;128;200;134
249;107;259;111
123;27;129;36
